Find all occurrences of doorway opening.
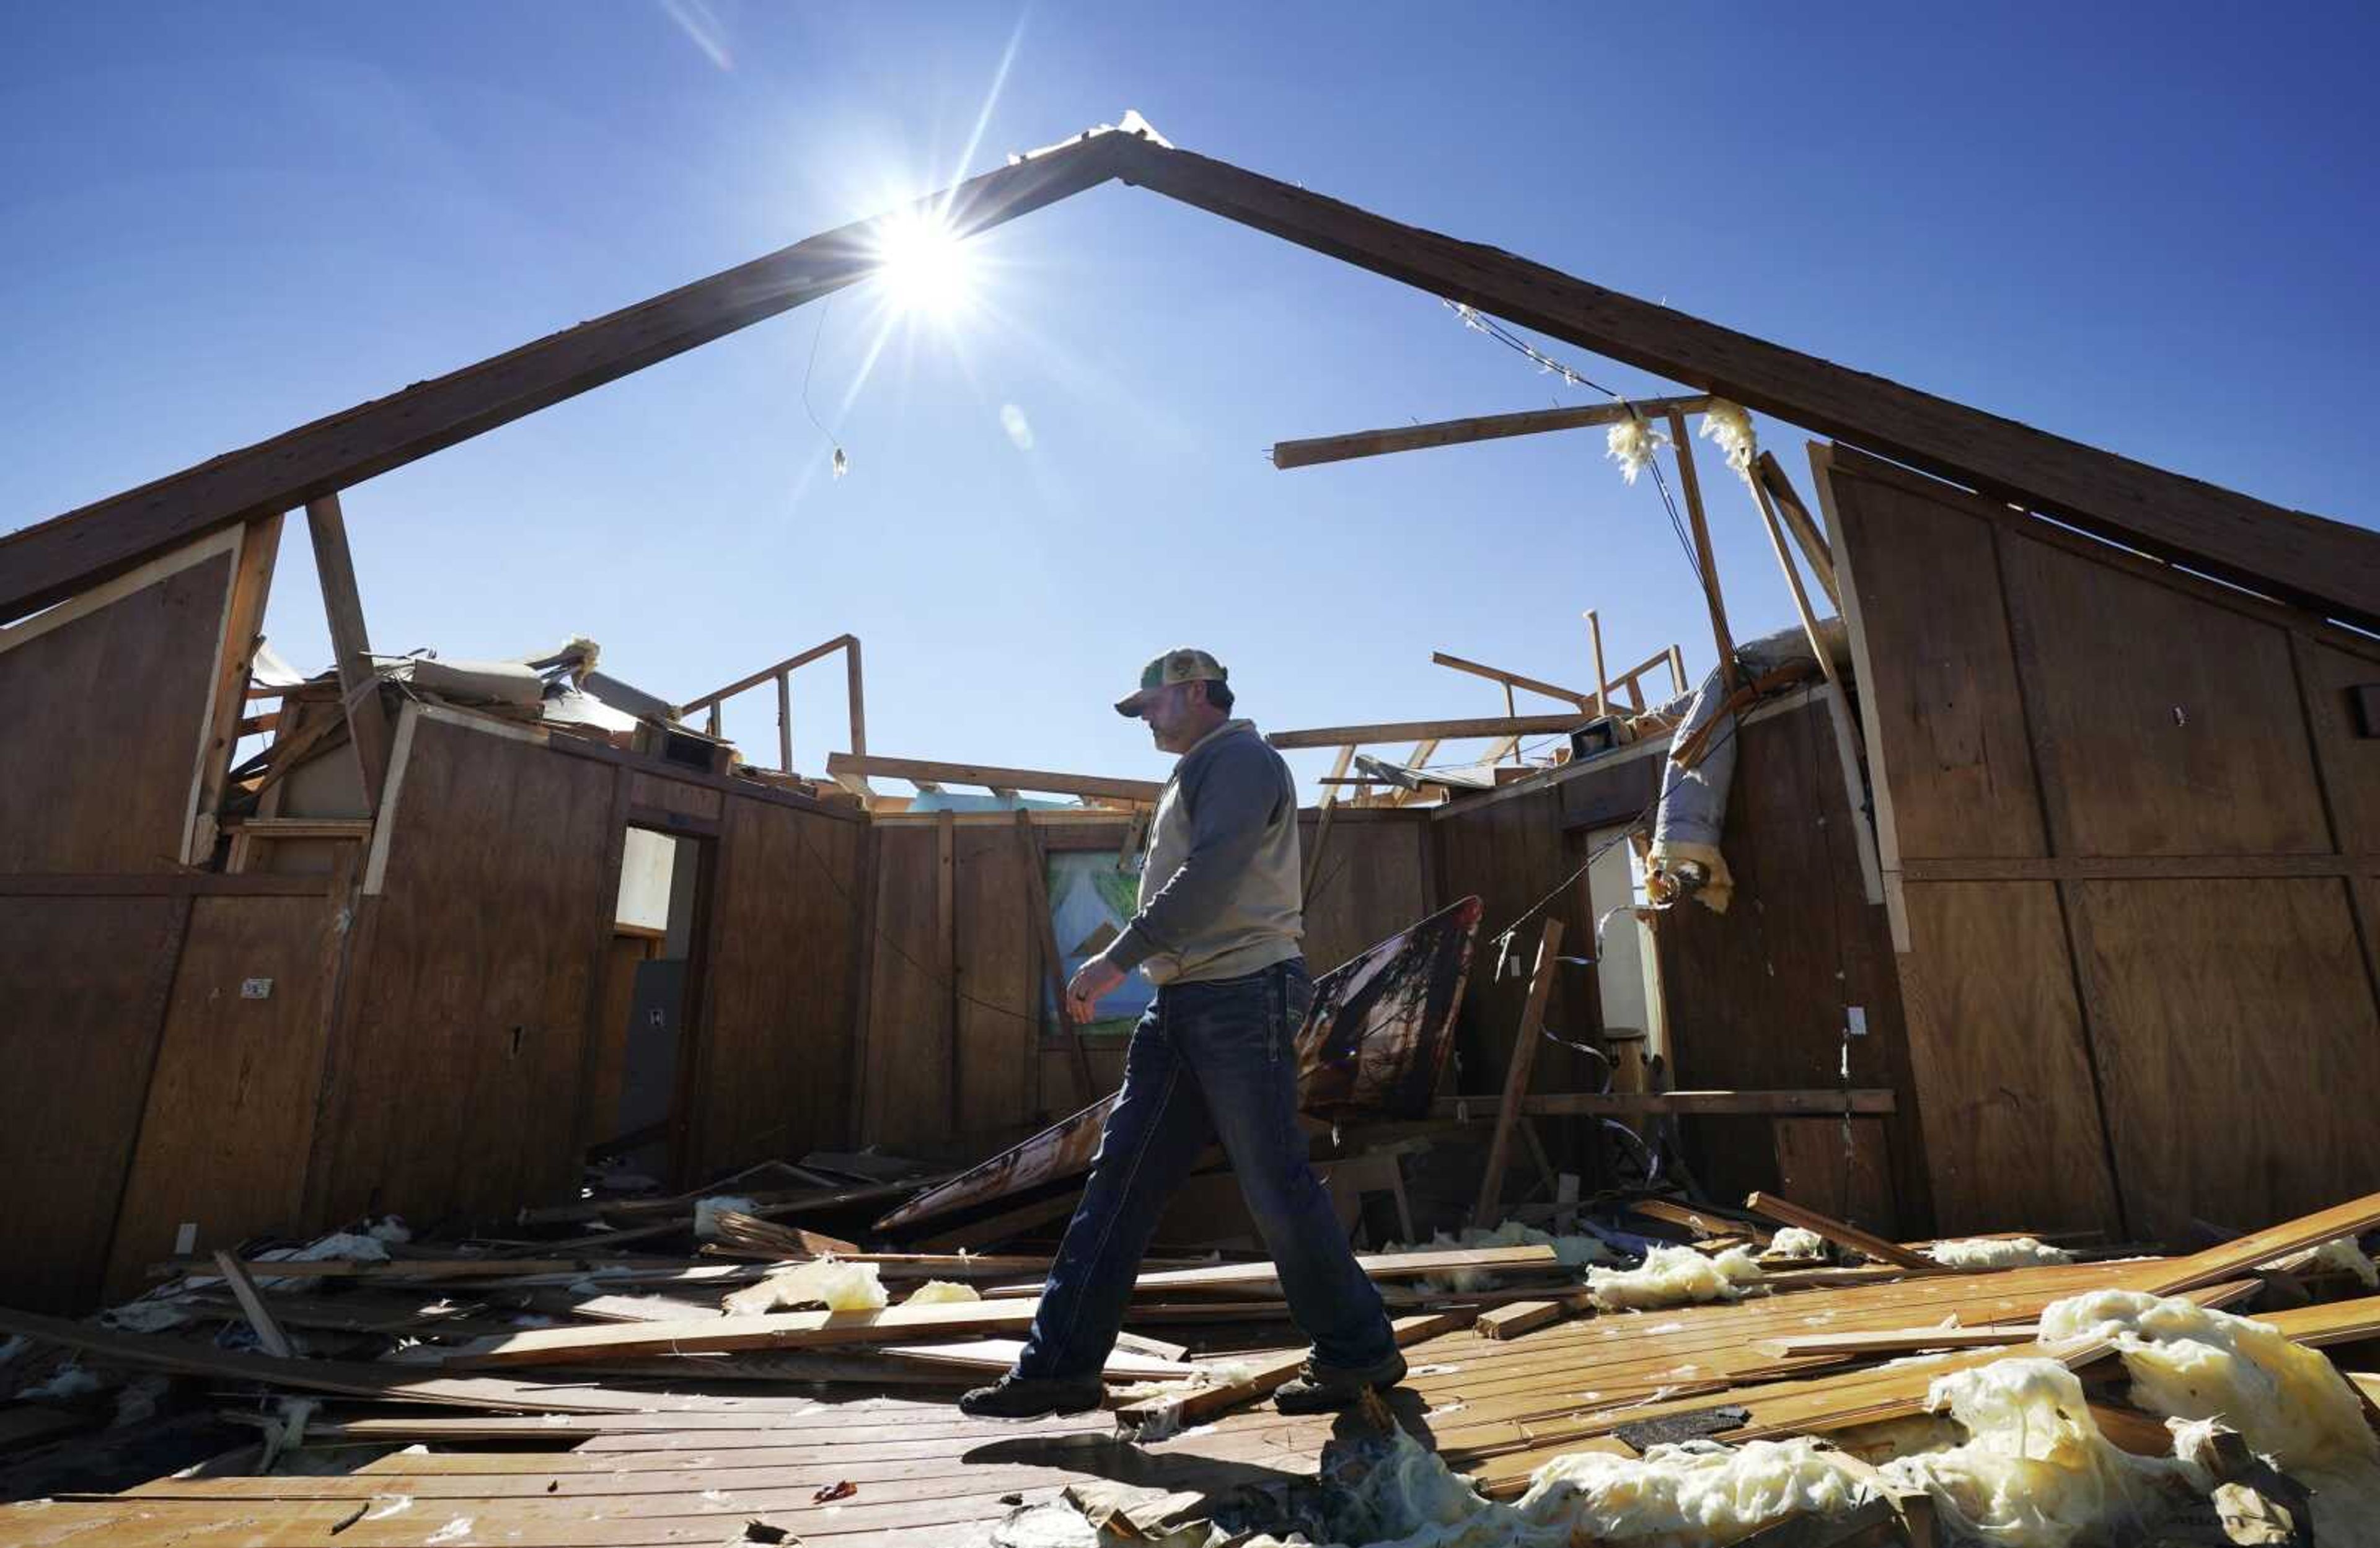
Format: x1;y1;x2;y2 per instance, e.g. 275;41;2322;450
584;825;710;1187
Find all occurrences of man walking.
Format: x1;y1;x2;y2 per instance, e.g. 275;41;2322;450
960;649;1406;1418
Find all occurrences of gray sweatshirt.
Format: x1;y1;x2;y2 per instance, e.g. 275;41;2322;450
1107;719;1303;986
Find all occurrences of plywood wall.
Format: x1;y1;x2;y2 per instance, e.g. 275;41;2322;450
105;893;343;1291
1429;701;1923;1225
0;535;232;872
0;895;186;1309
1651;697;1927;1227
684;792;867;1176
1821;442;2380;1239
308;710;620;1227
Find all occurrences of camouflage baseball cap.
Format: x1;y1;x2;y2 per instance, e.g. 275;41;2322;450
1114;648;1228;716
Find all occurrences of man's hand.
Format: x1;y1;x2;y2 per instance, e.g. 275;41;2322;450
1065;957;1127;1024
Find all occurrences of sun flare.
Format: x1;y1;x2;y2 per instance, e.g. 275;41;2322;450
874;209;972;317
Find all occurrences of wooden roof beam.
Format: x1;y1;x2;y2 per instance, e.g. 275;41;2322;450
1430;650;1595;710
826;752;1160;805
0;132;1131;622
1110;136;2380;630
1268;713;1582;750
1270;394;1711;470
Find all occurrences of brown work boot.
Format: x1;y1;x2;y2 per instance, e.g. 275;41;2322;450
1272;1348;1408;1414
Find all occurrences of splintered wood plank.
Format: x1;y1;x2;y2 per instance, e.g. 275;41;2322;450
1473;1300;1565;1340
1471;918;1564;1227
1114;1311;1465;1430
1744;1192;1942;1274
0;1307;652;1412
442;1299;1046;1367
2135;1194;2380;1295
982;1242;1559;1300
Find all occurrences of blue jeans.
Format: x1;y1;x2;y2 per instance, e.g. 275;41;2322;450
1016;957;1396;1383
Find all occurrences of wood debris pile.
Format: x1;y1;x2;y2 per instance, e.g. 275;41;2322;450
0;1170;2372;1546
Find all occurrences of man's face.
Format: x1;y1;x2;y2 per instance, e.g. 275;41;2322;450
1139;680;1207;752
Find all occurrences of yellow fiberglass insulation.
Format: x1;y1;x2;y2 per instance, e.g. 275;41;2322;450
721;1257;886;1316
1877;1358;2203;1544
1766;1226;1829;1259
1921;1236;2075;1269
1585;1245;1766;1311
901;1279;979;1306
1233;1429;1874;1548
2039;1287;2380;1536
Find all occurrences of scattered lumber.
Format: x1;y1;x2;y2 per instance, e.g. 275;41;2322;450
0;1308;647;1412
979;1243;1562;1300
1473;1300;1566;1340
208;1250;294;1358
2133;1189;2380;1293
1745;1191;1944;1275
1114;1312;1466;1431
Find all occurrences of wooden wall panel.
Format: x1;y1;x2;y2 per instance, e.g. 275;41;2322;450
1432;785;1599;1102
1895;881;2123;1234
687;796;866;1174
1822;468;2044;860
1827;441;2380;1239
1999;534;2330;856
312;714;617;1227
2068;877;2380;1241
0;549;229;873
1654;698;1927;1226
1773;1117;1894;1233
858;825;950;1153
2299;639;2380;852
1297;811;1434;974
105;895;338;1292
0;897;181;1309
951;822;1038;1138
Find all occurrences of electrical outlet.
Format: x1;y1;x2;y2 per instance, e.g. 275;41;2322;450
1846;1005;1867;1037
240;978;273;1000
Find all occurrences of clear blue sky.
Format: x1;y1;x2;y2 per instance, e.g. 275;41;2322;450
5;3;2374;793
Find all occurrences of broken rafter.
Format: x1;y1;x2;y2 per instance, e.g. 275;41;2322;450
1269;395;1711;471
1269;713;1581;750
1107;135;2380;628
1430;651;1594;710
826;752;1160;805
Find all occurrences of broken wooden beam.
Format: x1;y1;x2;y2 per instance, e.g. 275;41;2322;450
1269;395;1711;470
1267;713;1582;750
1745;1192;1945;1275
825;752;1160;804
1473;1300;1567;1340
1430;651;1596;710
1114;1311;1466;1430
1109;135;2380;630
1472;918;1564;1229
1436;1089;1895;1120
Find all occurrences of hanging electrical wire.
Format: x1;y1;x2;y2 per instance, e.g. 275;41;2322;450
800;296;848;480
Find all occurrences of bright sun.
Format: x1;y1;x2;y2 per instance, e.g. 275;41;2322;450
874;209;972;317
